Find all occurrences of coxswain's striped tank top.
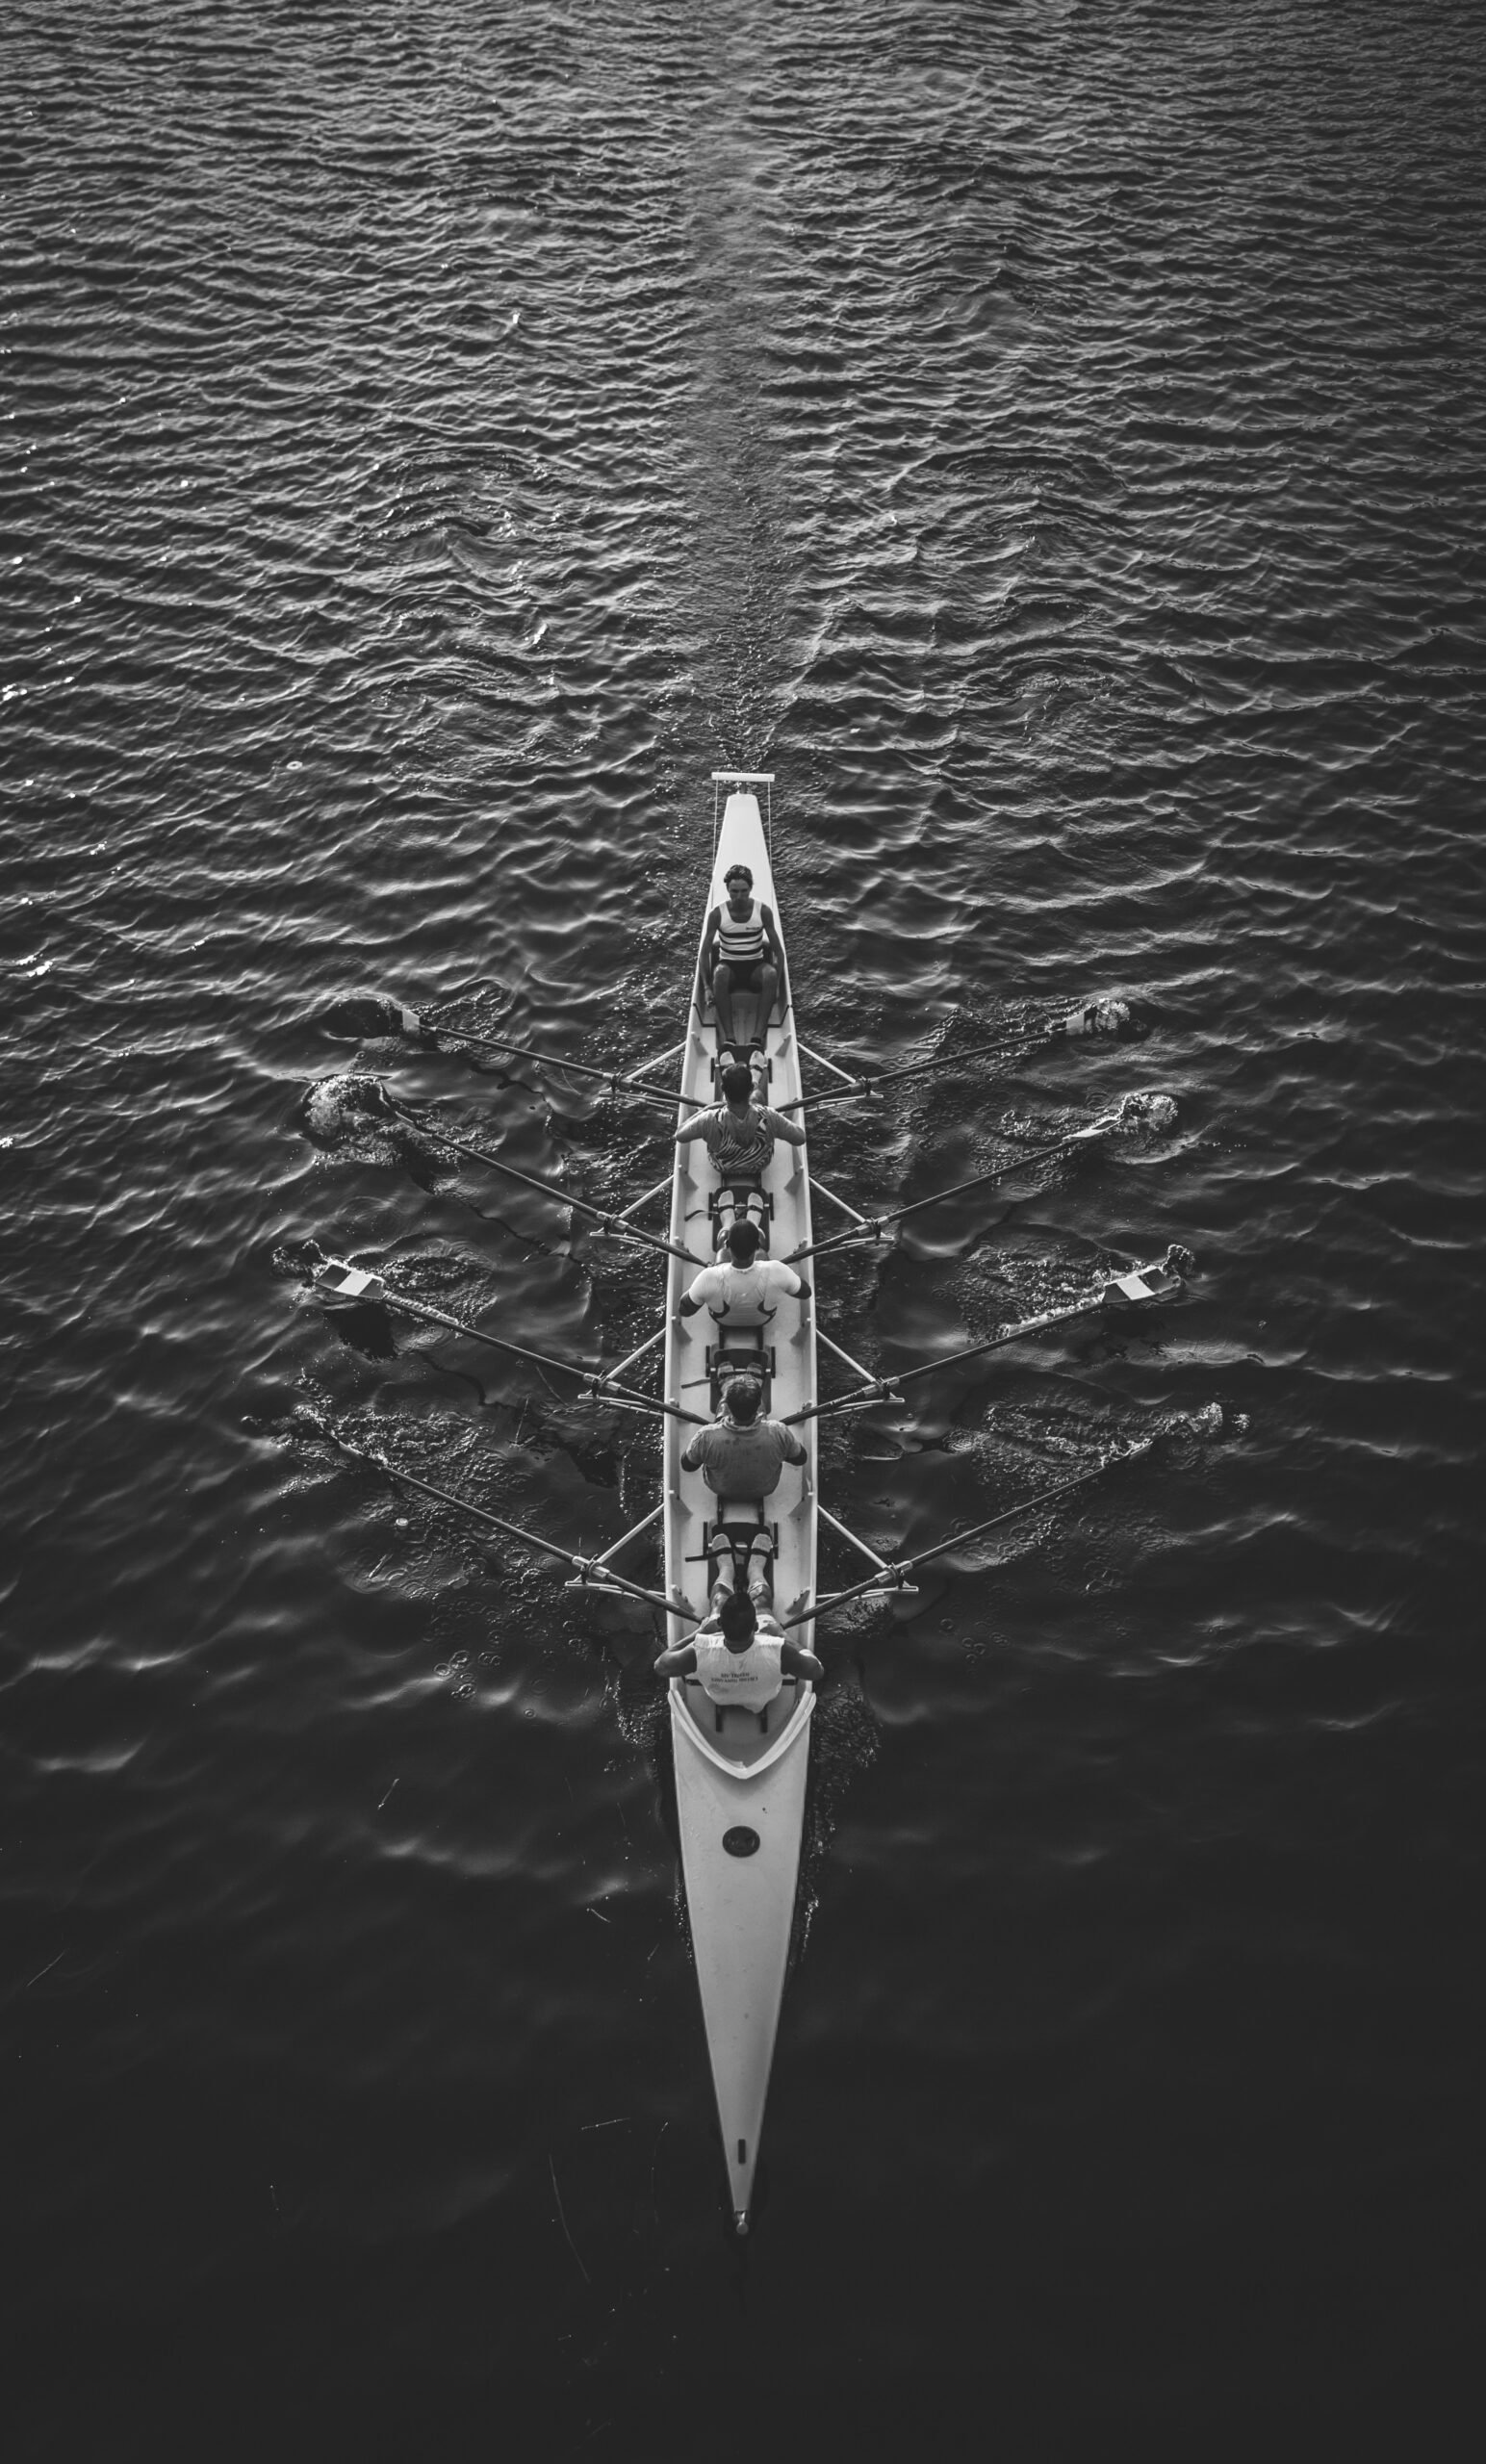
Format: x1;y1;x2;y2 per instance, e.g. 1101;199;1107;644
717;896;765;963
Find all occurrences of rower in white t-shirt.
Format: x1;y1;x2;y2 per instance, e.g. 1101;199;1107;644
654;1589;823;1707
678;1218;812;1325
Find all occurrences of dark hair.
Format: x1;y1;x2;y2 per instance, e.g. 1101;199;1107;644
724;1375;762;1423
719;1591;757;1643
726;1219;762;1258
724;865;753;888
721;1063;754;1102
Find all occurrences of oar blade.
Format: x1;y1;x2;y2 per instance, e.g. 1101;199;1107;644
317;995;426;1040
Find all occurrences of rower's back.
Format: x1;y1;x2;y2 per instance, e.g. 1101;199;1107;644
690;1243;802;1330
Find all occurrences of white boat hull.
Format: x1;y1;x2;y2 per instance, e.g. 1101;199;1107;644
664;783;816;2231
670;1690;814;2226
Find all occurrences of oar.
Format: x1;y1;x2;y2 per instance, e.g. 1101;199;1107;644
381;1091;702;1270
319;1425;700;1618
322;993;681;1107
786;1103;1136;1264
306;1247;706;1424
784;1249;1193;1424
778;998;1136;1116
781;1429;1161;1627
423;1020;680;1108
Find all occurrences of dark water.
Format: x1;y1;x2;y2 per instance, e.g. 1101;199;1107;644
6;0;1485;2452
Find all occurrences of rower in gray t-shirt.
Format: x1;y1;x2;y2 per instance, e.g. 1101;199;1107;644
679;1374;807;1496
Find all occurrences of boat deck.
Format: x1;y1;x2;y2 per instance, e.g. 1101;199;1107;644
661;783;818;2232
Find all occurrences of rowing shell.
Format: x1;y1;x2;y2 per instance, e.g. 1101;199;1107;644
663;775;817;2234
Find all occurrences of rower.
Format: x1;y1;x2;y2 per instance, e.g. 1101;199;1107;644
675;1062;806;1247
654;1588;823;1708
679;1373;807;1501
699;862;788;1060
678;1218;810;1325
680;1372;807;1605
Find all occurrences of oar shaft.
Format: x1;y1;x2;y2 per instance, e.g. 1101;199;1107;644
781;1028;1049;1114
425;1020;678;1107
611;1171;673;1222
884;1257;1186;1391
889;1291;1105;1388
388;1098;698;1267
316;1256;693;1410
781;1002;1130;1116
892;1444;1151;1576
781;1440;1151;1624
327;1435;581;1567
602;1322;667;1382
785;1120;1112;1262
795;1038;863;1089
817;1502;892;1571
326;1433;687;1613
858;1027;1052;1092
809;1172;870;1225
616;1038;687;1085
873;1123;1105;1230
785;1380;903;1427
601;1379;706;1425
788;1275;1134;1415
357;1277;588;1382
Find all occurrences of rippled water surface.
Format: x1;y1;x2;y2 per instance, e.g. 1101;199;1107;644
6;0;1485;2453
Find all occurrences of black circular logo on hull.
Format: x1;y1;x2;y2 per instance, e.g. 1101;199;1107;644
723;1827;760;1857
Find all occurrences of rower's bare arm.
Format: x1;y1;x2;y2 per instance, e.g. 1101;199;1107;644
782;1641;824;1681
678;1293;706;1318
675;1109;709;1144
761;904;787;986
654;1643;698;1678
699;909;721;986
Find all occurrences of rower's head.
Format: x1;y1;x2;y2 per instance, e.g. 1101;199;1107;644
725;1218;762;1264
724;864;754;899
718;1591;758;1651
721;1063;754;1104
723;1375;763;1424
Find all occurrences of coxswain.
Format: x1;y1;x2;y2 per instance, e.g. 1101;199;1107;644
679;1373;807;1499
699;863;788;1058
654;1588;823;1707
678;1217;811;1323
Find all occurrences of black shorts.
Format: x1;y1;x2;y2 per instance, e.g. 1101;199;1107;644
716;957;764;990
